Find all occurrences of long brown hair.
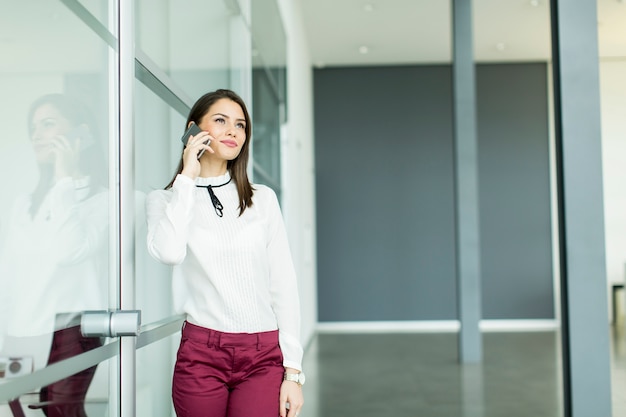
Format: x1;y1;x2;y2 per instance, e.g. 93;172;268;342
165;89;254;215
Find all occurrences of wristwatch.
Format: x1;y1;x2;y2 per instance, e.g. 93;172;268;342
284;371;306;386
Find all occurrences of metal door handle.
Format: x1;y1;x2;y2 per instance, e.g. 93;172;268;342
81;310;141;337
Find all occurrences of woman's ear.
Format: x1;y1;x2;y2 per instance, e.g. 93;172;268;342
187;121;195;129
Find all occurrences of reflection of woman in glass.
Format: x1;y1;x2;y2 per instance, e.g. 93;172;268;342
0;94;108;417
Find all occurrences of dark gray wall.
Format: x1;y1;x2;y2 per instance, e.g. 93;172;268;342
477;64;553;319
314;63;554;322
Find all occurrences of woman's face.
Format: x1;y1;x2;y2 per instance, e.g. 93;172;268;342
30;103;72;163
197;98;247;162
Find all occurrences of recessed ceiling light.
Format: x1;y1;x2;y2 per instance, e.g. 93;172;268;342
529;0;540;6
496;42;506;51
364;4;374;12
359;46;369;54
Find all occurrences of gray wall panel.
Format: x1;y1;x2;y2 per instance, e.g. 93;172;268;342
477;64;554;319
314;63;553;322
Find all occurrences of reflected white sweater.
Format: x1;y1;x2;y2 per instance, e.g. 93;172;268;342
145;173;303;371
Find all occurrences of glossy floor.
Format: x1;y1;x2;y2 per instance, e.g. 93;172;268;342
301;325;626;417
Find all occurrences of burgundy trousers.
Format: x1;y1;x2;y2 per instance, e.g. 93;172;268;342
39;326;103;417
172;321;284;417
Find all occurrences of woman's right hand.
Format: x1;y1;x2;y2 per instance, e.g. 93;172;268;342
52;134;80;180
180;132;213;179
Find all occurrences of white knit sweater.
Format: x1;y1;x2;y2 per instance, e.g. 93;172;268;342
145;173;303;371
0;177;108;339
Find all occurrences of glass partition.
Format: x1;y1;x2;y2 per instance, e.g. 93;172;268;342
0;0;285;415
133;1;256;413
134;80;183;327
251;0;286;193
252;67;283;192
597;1;626;415
136;335;178;417
0;0;114;414
75;0;117;33
133;0;252;328
136;0;233;102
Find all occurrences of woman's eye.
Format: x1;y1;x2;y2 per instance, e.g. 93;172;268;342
30;118;58;135
236;123;245;129
214;117;225;124
41;119;59;130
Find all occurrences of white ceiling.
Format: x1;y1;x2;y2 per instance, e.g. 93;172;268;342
1;0;623;72
298;0;626;68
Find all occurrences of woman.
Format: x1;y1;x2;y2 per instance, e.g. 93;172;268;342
0;93;108;417
145;89;304;417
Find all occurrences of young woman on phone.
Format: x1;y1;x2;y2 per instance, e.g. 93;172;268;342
0;93;108;417
145;89;304;417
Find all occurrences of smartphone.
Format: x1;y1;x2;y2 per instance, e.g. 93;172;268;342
180;122;210;159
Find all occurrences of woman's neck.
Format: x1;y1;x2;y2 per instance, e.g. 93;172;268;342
199;160;228;178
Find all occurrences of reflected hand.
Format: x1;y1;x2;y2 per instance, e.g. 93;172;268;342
52;134;81;180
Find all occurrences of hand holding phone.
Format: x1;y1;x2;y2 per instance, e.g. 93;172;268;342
52;125;92;179
65;125;95;148
181;122;211;159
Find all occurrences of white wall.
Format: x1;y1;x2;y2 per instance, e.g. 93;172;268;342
276;0;318;347
600;58;626;288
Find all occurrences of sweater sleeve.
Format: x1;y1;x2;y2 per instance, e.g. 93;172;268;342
145;175;196;265
264;188;304;371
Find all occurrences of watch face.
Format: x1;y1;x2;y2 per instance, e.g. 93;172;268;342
298;372;306;385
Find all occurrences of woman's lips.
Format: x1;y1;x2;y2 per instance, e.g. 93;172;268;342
33;142;53;152
221;139;238;148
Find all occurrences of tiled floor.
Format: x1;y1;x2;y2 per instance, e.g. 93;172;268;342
301;325;626;417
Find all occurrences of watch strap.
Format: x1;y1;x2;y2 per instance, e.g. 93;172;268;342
284;372;304;385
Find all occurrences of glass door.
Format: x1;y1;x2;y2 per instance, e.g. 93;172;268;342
0;0;189;415
0;0;118;416
1;0;283;415
133;1;249;415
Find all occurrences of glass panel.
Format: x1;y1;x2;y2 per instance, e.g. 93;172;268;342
473;1;561;416
136;0;233;101
0;0;114;414
134;80;183;327
252;68;282;192
597;2;626;416
77;0;116;33
134;0;254;412
2;357;113;416
251;0;286;108
136;334;179;417
251;0;286;193
134;0;252;326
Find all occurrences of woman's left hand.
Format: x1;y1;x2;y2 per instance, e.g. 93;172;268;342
279;380;304;417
